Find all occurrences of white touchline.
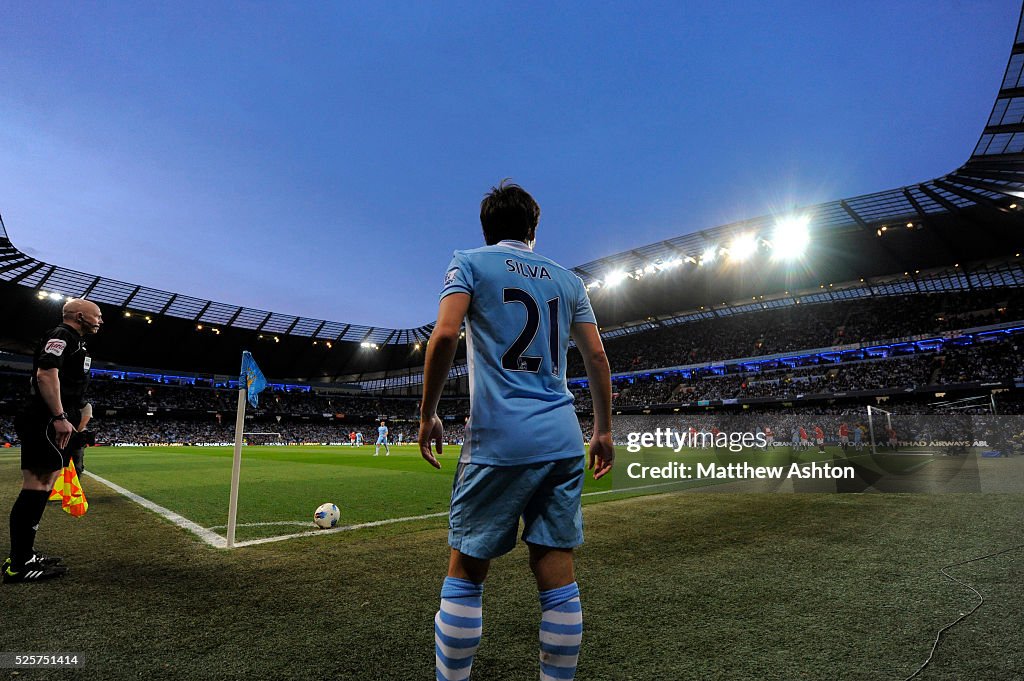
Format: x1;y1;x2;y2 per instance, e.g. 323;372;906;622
85;471;227;549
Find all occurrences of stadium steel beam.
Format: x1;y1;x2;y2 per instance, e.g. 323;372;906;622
945;173;1021;199
334;323;351;342
158;293;178;315
192;300;212;323
933;179;1011;214
916;183;967;216
8;261;45;285
838;200;870;231
957;167;1024;182
123;285;142;308
225;307;244;327
901;189;928;218
311;320;327;338
81;275;101;299
283;317;300;335
254;311;273;332
0;256;31;276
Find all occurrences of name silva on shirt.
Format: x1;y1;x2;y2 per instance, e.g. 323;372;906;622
506;259;552;279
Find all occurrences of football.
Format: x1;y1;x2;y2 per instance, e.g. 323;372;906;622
313;502;340;529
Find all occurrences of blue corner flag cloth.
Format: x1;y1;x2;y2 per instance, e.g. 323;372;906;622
240;351;267;408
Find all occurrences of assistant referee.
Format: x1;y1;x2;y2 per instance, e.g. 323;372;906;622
4;298;103;584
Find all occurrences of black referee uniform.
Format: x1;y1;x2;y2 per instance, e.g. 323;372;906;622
15;322;92;473
5;321;93;581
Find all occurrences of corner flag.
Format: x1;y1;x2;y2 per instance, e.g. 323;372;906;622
240;351;267;408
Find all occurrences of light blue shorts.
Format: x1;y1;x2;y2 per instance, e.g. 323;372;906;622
376;437;387;445
448;456;585;560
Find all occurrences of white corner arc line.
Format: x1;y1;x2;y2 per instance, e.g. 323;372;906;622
84;471;227;548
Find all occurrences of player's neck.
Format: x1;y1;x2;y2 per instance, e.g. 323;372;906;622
498;239;533;252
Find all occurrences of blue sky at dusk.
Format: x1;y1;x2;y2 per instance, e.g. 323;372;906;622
1;1;1017;328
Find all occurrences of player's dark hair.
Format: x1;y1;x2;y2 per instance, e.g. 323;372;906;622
480;180;540;246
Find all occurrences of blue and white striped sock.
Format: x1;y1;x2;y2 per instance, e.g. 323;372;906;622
538;582;583;681
435;576;483;681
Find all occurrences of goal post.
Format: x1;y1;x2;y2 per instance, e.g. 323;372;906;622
866;405;893;456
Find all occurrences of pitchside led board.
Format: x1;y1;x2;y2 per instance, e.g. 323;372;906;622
613;413;1024;494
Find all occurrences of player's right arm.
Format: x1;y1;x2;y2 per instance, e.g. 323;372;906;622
36;368;75;448
571;322;613;480
419;291;471;469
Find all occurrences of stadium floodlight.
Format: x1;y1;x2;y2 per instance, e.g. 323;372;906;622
643;264;656;275
48;291;63;301
700;247;717;265
605;269;628;287
771;216;810;259
728;233;758;262
36;291;47;300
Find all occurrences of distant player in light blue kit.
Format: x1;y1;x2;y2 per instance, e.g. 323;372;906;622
355;431;363;447
374;420;390;457
418;181;614;681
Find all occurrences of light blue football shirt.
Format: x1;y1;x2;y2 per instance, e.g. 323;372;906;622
378;426;388;439
440;240;597;466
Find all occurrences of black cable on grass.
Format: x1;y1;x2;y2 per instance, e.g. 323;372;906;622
902;544;1024;681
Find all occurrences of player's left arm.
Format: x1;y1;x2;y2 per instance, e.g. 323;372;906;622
418;292;470;468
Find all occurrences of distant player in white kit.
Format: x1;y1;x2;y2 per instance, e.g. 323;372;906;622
374;421;390;457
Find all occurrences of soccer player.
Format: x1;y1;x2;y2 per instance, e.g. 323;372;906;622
355;431;363;447
374;420;390;456
799;426;809;451
838;422;850;452
814;425;825;454
349;430;356;447
886;425;898;451
418;181;613;681
6;299;103;583
853;423;864;451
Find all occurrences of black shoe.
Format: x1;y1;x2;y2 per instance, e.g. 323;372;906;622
3;560;68;584
28;552;63;567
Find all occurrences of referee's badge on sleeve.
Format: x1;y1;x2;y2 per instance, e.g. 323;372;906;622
44;339;67;356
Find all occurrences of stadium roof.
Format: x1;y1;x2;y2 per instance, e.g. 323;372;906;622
3;6;1024;383
569;8;1024;326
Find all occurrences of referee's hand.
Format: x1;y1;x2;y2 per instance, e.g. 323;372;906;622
418;414;443;469
52;418;75;450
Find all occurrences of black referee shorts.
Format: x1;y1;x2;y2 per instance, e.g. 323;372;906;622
13;411;75;473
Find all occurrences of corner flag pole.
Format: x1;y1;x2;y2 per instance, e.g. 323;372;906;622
226;387;247;548
227;351;267;549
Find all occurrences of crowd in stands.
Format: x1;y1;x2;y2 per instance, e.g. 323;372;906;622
2;289;1023;447
568;290;1024;377
571;337;1024;409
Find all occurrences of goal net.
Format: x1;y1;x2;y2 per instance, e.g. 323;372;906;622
243;432;282;446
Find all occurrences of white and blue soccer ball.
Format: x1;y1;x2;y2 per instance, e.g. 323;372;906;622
313;502;340;529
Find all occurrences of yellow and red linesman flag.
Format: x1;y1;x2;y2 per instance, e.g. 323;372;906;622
48;459;89;517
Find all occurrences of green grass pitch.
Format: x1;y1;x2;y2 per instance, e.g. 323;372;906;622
1;446;1022;680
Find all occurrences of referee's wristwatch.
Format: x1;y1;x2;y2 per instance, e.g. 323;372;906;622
52;412;69;421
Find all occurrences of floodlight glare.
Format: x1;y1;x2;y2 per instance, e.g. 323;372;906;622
700;247;717;265
728;233;758;262
49;292;62;301
771;216;810;259
605;269;628;287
